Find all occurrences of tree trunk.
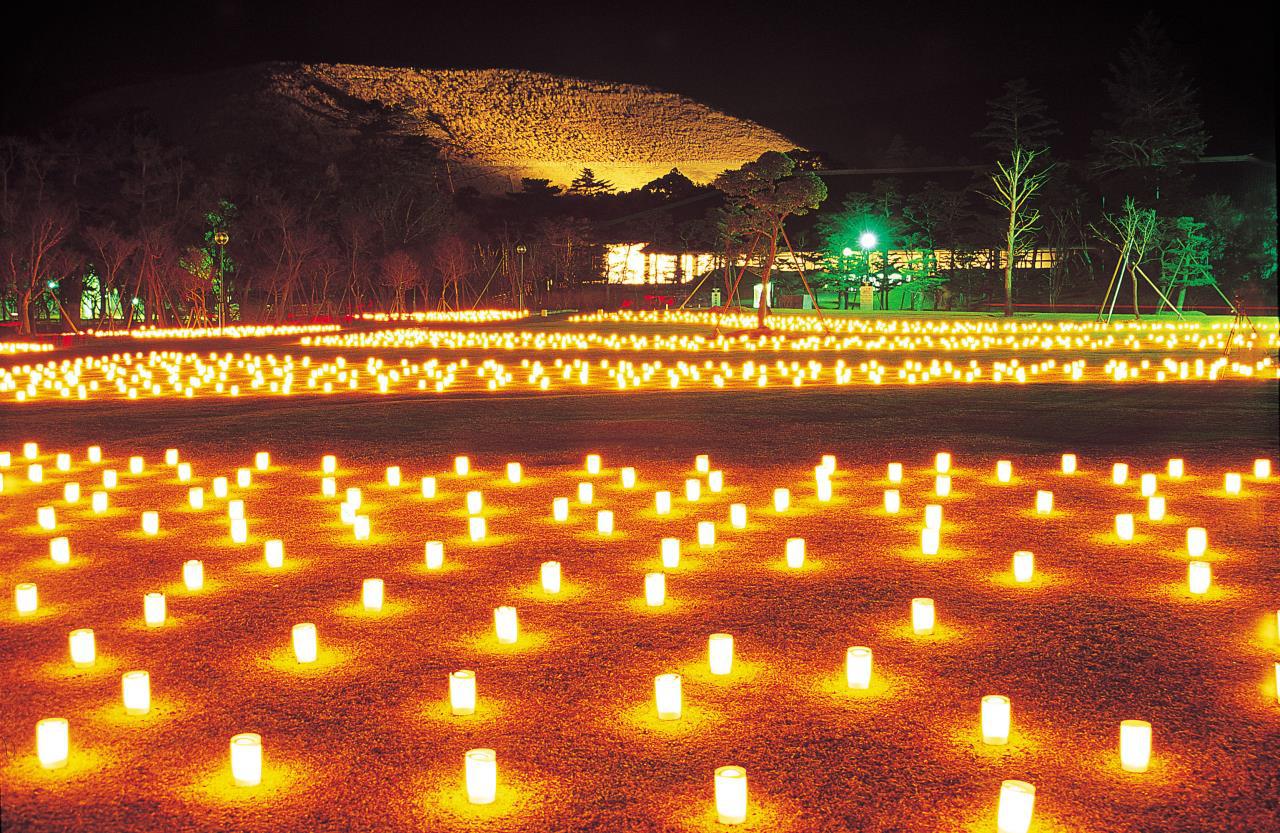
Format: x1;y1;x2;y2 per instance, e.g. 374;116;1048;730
1004;215;1016;317
757;222;777;330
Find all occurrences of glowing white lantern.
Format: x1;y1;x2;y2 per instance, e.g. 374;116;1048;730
1224;472;1242;494
785;537;805;569
621;467;637;489
36;718;69;770
236;468;251;488
685;478;701;502
63;483;80;503
91;491;108;513
1012;551;1034;583
228;499;245;520
1188;561;1211;595
212;477;228;498
597;510;614;535
353;515;371;540
1061;453;1077;474
845;646;872;689
464;748;497;804
425;541;445;570
935;452;952;473
494;606;518;644
189;487;205;509
141;511;160;536
0;450;10;466
708;633;734;675
884;490;901;513
255;452;270;471
816;478;833;502
695;454;710;474
655;491;672;515
264;539;284;568
386;466;402;487
23;442;38;460
162;448;179;466
1147;496;1166;521
362;578;384;611
57;453;72;472
586;454;602;475
934;475;951;497
50;537;70;564
466;490;483;514
661;538;680;569
230;517;248;544
730;503;747;529
506;462;522;483
1186;527;1207;557
552;497;569;522
468;516;486;542
87;446;102;464
911;598;935;635
714;766;748;825
645;572;666;607
1119;719;1152;772
37;506;56;530
122;670;150;715
541;561;561;594
982;695;1011;745
346;487;362;509
321;477;336;498
454;456;470;476
821;454;837;473
1140;473;1157;497
888;462;903;483
15;582;38;615
996;780;1035;833
322;454;336;474
292;623;318;663
708;470;724;493
143;593;166;627
69;628;95;667
103;469;118;489
924;504;943;530
578;482;594;504
28;463;43;483
1115;514;1135;541
129;456;144;475
1254;459;1272;479
655;673;682;720
421;476;437;498
1035;490;1053;514
177;463;192;482
183;560;204;591
997;460;1012;483
450;670;477;715
1112;463;1129;485
697;521;715;548
773;488;790;512
921;528;940;556
230;733;262;787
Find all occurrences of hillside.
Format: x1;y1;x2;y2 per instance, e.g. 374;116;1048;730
74;62;799;192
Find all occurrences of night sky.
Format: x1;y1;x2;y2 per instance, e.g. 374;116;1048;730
5;1;1275;165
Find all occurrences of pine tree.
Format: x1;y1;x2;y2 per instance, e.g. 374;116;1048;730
568;168;615;197
976;79;1058;156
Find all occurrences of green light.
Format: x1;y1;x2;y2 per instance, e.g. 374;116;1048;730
841;247;854;258
46;280;58;289
859;232;878;251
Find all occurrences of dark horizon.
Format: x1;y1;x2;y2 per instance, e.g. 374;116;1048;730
5;1;1275;165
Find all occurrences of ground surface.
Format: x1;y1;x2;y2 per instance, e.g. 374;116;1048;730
1;321;1278;833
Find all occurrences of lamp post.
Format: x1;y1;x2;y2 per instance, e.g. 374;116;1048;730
515;243;527;310
213;231;229;331
840;247;854;309
859;231;878;311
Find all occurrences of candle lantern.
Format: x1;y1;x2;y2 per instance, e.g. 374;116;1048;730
292;623;318;663
773;488;790;512
189;487;205;509
50;537;70;564
37;506;56;530
230;733;262;787
621;467;637;489
425;541;445;570
597;510;615;535
1254;459;1272;479
69;628;96;667
552;497;569;522
494;606;518;644
1167;458;1184;478
655;491;672;515
92;491;108;513
264;540;284;568
845;646;872;689
924;504;943;530
1035;490;1053;514
183;560;204;591
212;477;228;498
15;582;38;615
1012;551;1034;583
467;490;483;514
322;454;336;474
921;528;940;556
421;477;437;498
1061;453;1077;474
730;504;747;529
541;561;561;594
698;521;715;548
578;482;594;504
911;598;935;635
884;490;901;513
362;578;384;611
1188;561;1211;595
685;479;701;502
708;633;734;675
888;462;903;483
645;572;666;607
468;516;485;541
450;670;477;715
1147;496;1166;521
661;538;680;569
935;475;951;497
143;592;166;627
506;462;522;483
122;670;151;715
254;452;270;471
129;456;144;475
714;766;748;825
708;470;724;493
1115;514;1135;541
655;673;682;720
996;780;1035;833
785;538;805;569
935;452;952;473
1119;719;1152;772
36;718;69;770
1112;463;1129;485
1186;527;1207;557
997;460;1013;483
454;456;470;476
695;454;710;474
464;748;497;804
142;511;160;536
386;466;402;487
87;446;102;464
982;695;1011;745
1224;473;1242;494
586;454;602;475
236;468;251;488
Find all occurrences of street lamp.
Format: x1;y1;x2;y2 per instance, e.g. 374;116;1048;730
213;231;229;331
515;243;527;310
859;231;879;311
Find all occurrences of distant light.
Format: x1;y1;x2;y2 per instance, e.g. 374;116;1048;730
858;231;877;250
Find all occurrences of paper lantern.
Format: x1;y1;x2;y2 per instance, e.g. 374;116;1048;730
345;487;362;509
292;623;318;663
1186;527;1207;557
552;497;569;522
450;670;477;715
845;646;872;689
911;598;935;635
37;506;56;530
816;478;833;502
1167;458;1184;478
621;467;637;489
996;460;1012;483
773;488;790;512
924;504;943;530
339;502;356;525
15;582;38;615
685;478;701;502
695;454;710;474
142;511;160;536
454;456;470;477
144;592;166;627
36;718;69;770
655;673;682;720
730;503;747;529
466;490;483;514
996;780;1035;833
661;538;680;569
23;442;38;460
228;499;245;520
183;560;204;591
425;541;445;570
935;452;952;473
494;606;518;644
251;452;268;472
87;446;102;464
212;477;228;498
468;516;485;542
1140;473;1157;497
231;517;248;544
421;477;437;498
1061;453;1077;474
264;539;284;568
821;454;837;473
50;537;70;564
577;482;594;504
586;454;602;475
1255;459;1272;479
708;470;724;493
322;454;337;474
920;527;940;556
888;462;903;483
785;537;805;569
91;491;108;513
1035;490;1053;514
697;521;715;549
655;491;672;515
464;748;497;805
236;468;251;488
1188;561;1211;595
1224;472;1242;494
177;463;192;482
28;464;43;483
129;456;144;475
934;475;951;497
103;469;119;489
1147;496;1166;521
714;766;747;825
982;695;1011;745
644;572;666;607
230;733;262;787
1012;551;1034;583
0;450;11;466
386;466;402;487
189;487;205;509
122;670;150;715
541;561;561;594
1119;719;1152;772
1115;514;1134;541
1112;463;1129;485
63;482;80;503
362;578;384;611
69;628;95;667
597;510;614;535
884;490;901;513
506;462;522;483
708;633;734;675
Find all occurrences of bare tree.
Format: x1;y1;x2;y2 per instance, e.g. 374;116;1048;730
986;147;1051;316
380;250;421;313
